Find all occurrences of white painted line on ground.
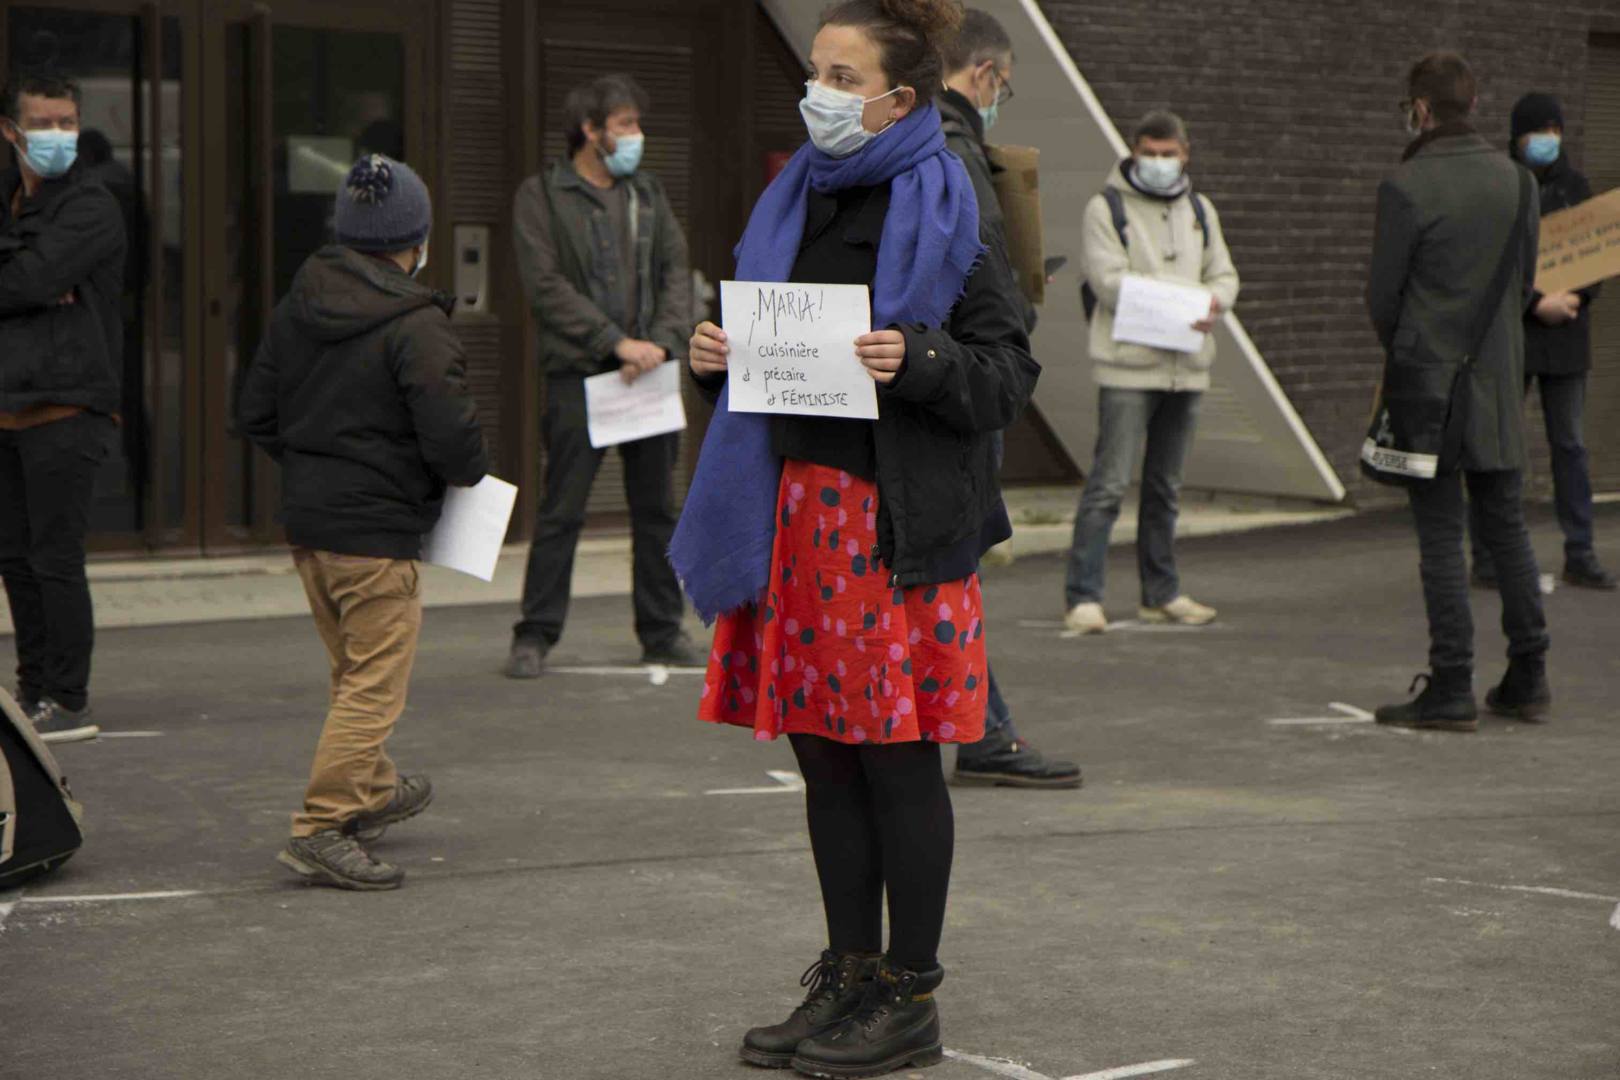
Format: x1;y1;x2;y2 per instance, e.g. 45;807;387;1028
1267;702;1375;727
548;664;703;686
1018;619;1219;636
944;1050;1056;1080
1611;904;1620;931
1426;877;1620;903
1066;1060;1196;1080
705;770;805;796
0;888;23;931
19;889;204;905
97;731;166;738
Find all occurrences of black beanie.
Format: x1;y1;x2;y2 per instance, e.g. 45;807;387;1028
1511;93;1564;141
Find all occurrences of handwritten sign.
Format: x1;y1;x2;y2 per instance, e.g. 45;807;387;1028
422;475;518;582
1535;187;1620;296
1112;274;1212;354
584;361;687;449
719;280;878;420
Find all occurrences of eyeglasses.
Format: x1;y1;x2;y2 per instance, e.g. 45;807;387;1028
992;70;1015;107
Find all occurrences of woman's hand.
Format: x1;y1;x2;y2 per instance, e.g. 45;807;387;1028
855;329;907;385
689;321;729;377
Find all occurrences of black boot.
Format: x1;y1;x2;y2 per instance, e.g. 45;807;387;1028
1563;555;1618;591
740;951;881;1069
1375;668;1477;732
1485;655;1552;722
954;727;1082;790
790;958;945;1079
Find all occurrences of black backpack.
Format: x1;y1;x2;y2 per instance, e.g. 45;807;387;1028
1080;186;1210;321
0;688;85;888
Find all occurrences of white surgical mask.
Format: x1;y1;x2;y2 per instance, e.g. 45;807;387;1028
1135;155;1184;193
800;80;905;159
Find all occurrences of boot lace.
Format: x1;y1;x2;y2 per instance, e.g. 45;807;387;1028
850;972;911;1032
1407;673;1432;698
796;956;842;1012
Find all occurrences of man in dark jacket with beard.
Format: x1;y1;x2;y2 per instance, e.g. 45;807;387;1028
0;71;126;745
240;155;488;890
1470;92;1613;592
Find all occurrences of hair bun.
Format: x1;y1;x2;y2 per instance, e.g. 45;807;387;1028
345;153;394;206
877;0;963;39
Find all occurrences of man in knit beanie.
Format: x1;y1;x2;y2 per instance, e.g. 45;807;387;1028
1470;93;1614;592
240;154;488;890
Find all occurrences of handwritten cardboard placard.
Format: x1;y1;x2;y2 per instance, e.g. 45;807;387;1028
1535;186;1620;296
719;281;878;420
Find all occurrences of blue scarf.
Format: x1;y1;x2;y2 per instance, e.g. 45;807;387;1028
669;104;984;622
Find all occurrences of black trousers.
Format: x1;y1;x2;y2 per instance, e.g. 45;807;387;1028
1408;468;1548;673
514;374;684;649
0;412;112;711
789;735;954;971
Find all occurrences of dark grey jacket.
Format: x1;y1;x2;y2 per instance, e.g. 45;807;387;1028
1520;152;1600;377
1367;132;1540;473
512;163;692;376
0;165;126;415
937;88;1036;332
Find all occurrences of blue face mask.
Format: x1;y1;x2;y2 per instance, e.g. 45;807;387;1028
603;133;644;178
1523;133;1561;167
979;101;1000;132
1135;155;1184;193
13;127;78;179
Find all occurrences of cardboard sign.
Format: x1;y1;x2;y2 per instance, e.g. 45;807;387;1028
719;281;879;420
987;144;1044;305
1535;187;1620;295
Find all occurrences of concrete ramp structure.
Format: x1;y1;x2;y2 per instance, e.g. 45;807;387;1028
757;0;1346;503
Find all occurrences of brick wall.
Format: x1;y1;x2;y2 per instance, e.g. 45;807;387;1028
1037;0;1620;502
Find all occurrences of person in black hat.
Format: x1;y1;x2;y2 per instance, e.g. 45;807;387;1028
1469;92;1614;592
239;154;488;890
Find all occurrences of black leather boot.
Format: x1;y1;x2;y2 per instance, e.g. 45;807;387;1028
740;951;881;1069
1375;667;1477;732
790;958;945;1078
954;727;1082;790
1485;655;1552;722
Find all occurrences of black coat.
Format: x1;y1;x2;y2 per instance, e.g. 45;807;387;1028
698;183;1039;588
0;165;126;416
238;246;489;559
1521;152;1600;377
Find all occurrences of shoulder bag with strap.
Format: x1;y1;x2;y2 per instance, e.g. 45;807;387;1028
1079;186;1209;321
1359;166;1533;486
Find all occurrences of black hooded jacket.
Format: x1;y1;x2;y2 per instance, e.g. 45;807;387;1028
1519;150;1600;377
238;246;488;559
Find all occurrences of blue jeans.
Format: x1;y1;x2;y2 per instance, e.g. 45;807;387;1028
1064;388;1202;609
1472;374;1596;571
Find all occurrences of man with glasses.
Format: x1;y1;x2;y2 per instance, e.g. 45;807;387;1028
938;11;1082;790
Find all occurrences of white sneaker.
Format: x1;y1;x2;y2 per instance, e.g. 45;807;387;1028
1063;602;1108;635
1140;596;1217;626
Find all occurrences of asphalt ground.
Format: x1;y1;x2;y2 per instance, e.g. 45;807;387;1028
2;506;1617;1080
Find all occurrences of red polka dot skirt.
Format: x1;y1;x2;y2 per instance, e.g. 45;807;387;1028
699;460;989;746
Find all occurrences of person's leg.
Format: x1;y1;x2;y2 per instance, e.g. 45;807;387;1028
859;741;953;971
1467;470;1549;662
0;428;46;709
979;664;1013;739
1467;493;1494;582
789;733;884;956
18;415;111;712
513;376;605;646
1406;473;1474;675
620;428;686;653
292;553;423;839
1137;391;1202;609
1538;375;1600;569
1063;389;1149;610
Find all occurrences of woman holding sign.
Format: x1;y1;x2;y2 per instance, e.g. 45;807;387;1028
672;1;1038;1074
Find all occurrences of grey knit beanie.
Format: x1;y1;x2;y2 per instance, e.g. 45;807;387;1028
334;154;431;253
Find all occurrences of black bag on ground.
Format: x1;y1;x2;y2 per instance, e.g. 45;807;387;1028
1360;169;1532;486
0;688;85;888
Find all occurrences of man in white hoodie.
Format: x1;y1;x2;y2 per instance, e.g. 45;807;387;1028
1064;111;1240;634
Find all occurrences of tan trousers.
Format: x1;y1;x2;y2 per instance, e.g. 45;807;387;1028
291;549;423;839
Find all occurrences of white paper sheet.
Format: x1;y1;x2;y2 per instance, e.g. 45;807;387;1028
584;361;687;449
1111;274;1214;354
421;475;518;582
720;280;879;420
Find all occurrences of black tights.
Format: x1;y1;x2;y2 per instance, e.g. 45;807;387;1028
788;734;955;971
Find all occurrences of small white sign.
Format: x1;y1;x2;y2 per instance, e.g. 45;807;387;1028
720;280;879;420
1111;273;1213;354
584;361;687;449
422;475;518;582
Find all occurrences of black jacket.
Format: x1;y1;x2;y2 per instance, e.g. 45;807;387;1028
238;246;489;559
0;165;126;415
698;183;1038;587
1519;151;1600;377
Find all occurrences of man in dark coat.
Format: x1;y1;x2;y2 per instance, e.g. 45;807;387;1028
0;71;126;745
936;9;1079;789
1367;53;1550;733
1470;93;1613;592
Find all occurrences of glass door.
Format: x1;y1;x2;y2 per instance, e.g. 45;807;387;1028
199;0;429;550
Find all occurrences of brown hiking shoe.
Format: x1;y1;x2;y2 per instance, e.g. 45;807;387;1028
277;830;405;891
343;773;434;843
